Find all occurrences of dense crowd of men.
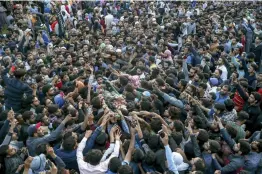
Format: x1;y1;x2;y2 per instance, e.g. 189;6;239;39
0;1;262;174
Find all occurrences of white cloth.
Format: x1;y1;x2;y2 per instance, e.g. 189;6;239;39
77;137;120;174
217;65;228;81
105;14;114;29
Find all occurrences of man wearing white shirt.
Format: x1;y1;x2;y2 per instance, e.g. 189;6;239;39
216;58;228;81
77;123;120;174
105;10;114;30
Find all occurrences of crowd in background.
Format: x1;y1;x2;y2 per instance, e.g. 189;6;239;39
0;1;262;174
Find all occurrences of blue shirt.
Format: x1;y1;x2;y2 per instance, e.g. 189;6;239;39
215;92;229;104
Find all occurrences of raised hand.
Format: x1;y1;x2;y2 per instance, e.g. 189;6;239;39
85;130;93;139
115;129;122;141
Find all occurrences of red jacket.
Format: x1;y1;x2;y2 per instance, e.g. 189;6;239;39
233;91;248;112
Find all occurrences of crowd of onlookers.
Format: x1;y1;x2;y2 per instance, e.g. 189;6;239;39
0;1;262;174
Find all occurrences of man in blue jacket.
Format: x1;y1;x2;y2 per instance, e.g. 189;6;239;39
1;67;32;112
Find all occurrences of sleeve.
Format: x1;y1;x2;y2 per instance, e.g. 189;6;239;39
160;92;184;109
182;59;189;82
1;68;10;85
220;128;236;150
140;139;152;154
38;122;65;144
235;84;249;101
220;158;242;173
168;135;178;152
101;143;115;162
190;135;201;157
100;140;120;170
53;155;66;169
83;126;102;154
0;120;10;144
24;85;33;96
77;137;88;168
231;56;240;68
164;145;179;174
241;59;248;75
121;119;130;134
0;132;12;147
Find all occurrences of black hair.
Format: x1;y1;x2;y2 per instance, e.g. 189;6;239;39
91;96;102;109
239;140;251;155
85;149;103;166
224;99;235;112
150;119;162;133
63;136;76;151
132;148;145;163
35;143;48;155
194;158;205;172
225;124;237;139
22;111;33;121
108;157;122;173
118;165;134;174
144;151;156;166
119;76;129;86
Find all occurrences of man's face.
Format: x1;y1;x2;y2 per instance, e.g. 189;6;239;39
48;88;55;96
29;114;36;124
5;48;10;55
203;141;210;151
33;97;40;106
218;58;223;65
37;127;45;137
73;68;78;75
214;69;220;78
83;45;88;51
233;143;240;152
189;69;195;78
97;77;103;85
42;115;49;126
7;145;17;157
231;38;236;44
190;157;202;171
248;65;254;73
255;37;261;44
248;94;256;104
163;62;169;69
136;68;142;75
220;86;228;96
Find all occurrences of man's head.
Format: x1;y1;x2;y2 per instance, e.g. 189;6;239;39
236;111;249;123
191;157;205;172
248;62;258;74
217;58;224;66
214;69;222;79
108;157;122;173
224;99;234;112
0;144;17;157
85;149;103;166
14;68;26;79
251;139;262;153
42;85;55;96
203;140;221;154
248;92;261;105
32;97;40;107
27;122;44;137
63;135;77;151
189;67;197;78
233;140;251;155
220;85;229;96
118;165;134;174
96;75;103;85
22;111;35;124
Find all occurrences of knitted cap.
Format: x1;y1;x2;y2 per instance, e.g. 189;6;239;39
42;85;52;95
